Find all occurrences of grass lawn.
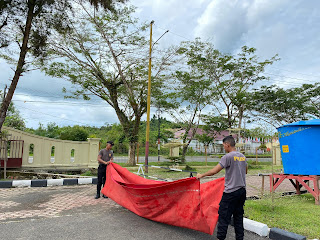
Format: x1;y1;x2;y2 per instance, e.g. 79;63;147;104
244;194;320;239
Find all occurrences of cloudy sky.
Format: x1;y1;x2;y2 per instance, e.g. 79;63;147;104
1;0;320;129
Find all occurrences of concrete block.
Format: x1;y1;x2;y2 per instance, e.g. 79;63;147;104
63;178;78;185
47;179;63;186
31;179;47;187
269;228;306;240
243;218;269;237
0;181;12;188
12;180;31;187
78;178;92;185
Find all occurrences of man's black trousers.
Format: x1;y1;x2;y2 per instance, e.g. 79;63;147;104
97;167;107;195
217;187;246;240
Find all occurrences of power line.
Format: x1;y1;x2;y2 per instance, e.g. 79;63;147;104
154;24;193;41
18;105;94;126
263;72;319;83
176;65;319;86
269;66;320;78
12;99;108;106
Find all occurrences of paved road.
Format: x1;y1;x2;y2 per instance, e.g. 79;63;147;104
28;156;272;164
0;185;266;240
118;156;272;163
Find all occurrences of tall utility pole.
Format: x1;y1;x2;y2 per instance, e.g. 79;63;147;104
157;107;161;162
145;21;168;172
0;85;7;134
145;20;154;173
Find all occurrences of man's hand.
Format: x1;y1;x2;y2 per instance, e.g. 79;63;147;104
196;173;203;179
106;159;113;165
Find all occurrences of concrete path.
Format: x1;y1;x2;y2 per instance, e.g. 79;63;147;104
0;185;266;240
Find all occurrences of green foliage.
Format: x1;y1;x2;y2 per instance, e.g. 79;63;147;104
242;126;276;140
184;165;196;171
196;133;214;146
176;39;279;129
182;147;205;156
201;115;229;136
258;144;267;149
80;170;94;176
249;83;320;127
0;129;9;139
59;125;88;141
27;123;88;141
3;101;26;130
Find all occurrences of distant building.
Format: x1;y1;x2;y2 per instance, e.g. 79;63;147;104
169;128;268;154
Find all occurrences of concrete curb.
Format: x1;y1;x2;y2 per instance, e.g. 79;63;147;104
243;218;314;240
243;218;269;237
0;177;98;188
269;228;307;240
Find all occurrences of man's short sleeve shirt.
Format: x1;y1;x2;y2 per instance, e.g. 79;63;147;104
219;151;247;193
98;149;113;169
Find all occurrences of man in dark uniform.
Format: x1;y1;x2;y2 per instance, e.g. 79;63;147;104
197;136;247;240
95;141;114;199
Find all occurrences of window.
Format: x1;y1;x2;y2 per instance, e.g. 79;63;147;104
28;144;34;163
71;149;75;163
51;146;55;163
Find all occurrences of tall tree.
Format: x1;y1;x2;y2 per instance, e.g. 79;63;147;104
0;0;125;133
42;3;174;165
205;46;279;128
248;83;320;127
195;132;214;166
178;40;278;129
167;40;212;162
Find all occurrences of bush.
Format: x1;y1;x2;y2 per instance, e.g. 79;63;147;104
184;165;196;171
81;170;93;176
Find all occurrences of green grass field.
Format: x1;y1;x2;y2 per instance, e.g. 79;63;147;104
244;194;320;239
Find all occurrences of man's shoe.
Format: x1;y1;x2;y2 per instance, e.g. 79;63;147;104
102;194;108;198
95;194;100;199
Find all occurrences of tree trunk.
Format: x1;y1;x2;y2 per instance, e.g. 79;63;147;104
205;145;207;166
127;141;136;166
181;117;200;163
227;105;232;128
181;145;188;163
0;3;34;132
238;107;243;129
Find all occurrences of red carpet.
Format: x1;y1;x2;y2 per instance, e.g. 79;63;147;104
101;163;224;235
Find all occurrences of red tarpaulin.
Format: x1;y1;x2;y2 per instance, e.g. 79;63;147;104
101;163;225;235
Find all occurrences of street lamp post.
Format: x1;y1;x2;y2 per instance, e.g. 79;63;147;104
144;21;168;172
145;20;154;173
157;106;161;162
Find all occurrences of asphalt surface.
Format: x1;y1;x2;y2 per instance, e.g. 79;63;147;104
29;156;272;163
117;156;272;163
0;185;267;240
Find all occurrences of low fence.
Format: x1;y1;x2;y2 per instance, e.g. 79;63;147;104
1;126;100;169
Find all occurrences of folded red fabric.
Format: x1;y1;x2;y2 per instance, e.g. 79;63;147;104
102;163;224;235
